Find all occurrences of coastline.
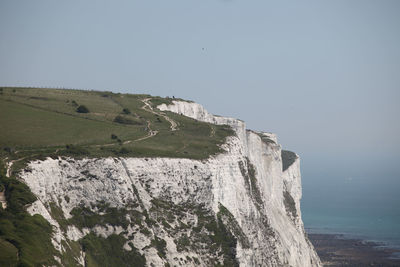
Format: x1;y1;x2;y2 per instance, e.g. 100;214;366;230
307;232;400;266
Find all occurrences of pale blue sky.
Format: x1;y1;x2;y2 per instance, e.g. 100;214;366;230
1;1;399;185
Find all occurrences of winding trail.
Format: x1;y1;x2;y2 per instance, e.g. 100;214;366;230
210;125;216;137
85;98;161;147
141;98;178;131
132;120;158;142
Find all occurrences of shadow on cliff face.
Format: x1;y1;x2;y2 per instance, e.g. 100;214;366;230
281;150;297;172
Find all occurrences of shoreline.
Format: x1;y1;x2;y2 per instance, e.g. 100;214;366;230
307;232;400;266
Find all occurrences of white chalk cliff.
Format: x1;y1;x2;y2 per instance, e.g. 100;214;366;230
20;100;321;266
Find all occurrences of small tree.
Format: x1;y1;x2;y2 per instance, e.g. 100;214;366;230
65;144;88;155
122;108;131;114
118;147;130;154
113;115;142;125
76;105;89;113
3;147;13;154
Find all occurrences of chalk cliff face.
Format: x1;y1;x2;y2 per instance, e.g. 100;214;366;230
20;100;321;266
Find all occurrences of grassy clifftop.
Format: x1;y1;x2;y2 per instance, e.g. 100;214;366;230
0;87;233;173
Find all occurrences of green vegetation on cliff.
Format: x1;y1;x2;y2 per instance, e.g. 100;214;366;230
81;233;146;267
0;87;240;266
0;87;234;174
0;162;58;266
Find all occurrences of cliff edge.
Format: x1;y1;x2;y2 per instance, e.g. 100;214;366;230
17;100;321;266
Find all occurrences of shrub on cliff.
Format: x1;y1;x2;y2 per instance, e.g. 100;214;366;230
80;233;146;266
122;108;131;114
64;144;89;155
76;105;89;113
113;115;142;125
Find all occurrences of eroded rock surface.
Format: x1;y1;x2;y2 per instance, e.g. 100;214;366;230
20;100;321;266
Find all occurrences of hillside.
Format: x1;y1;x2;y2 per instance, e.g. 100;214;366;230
0;87;233;174
0;87;321;266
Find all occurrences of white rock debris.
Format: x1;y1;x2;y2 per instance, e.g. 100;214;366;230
0;190;7;209
19;100;321;267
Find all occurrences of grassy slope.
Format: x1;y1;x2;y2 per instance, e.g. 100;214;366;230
0;162;58;266
0;99;143;147
0;87;234;172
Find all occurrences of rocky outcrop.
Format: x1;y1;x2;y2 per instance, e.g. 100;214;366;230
19;100;321;266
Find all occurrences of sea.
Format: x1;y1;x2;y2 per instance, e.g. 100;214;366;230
301;168;400;257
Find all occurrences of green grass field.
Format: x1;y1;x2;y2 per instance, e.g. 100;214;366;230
0;87;234;172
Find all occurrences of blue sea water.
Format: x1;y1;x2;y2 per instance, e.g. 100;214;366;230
301;168;400;253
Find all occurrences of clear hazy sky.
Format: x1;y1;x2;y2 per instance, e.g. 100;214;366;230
1;1;399;184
